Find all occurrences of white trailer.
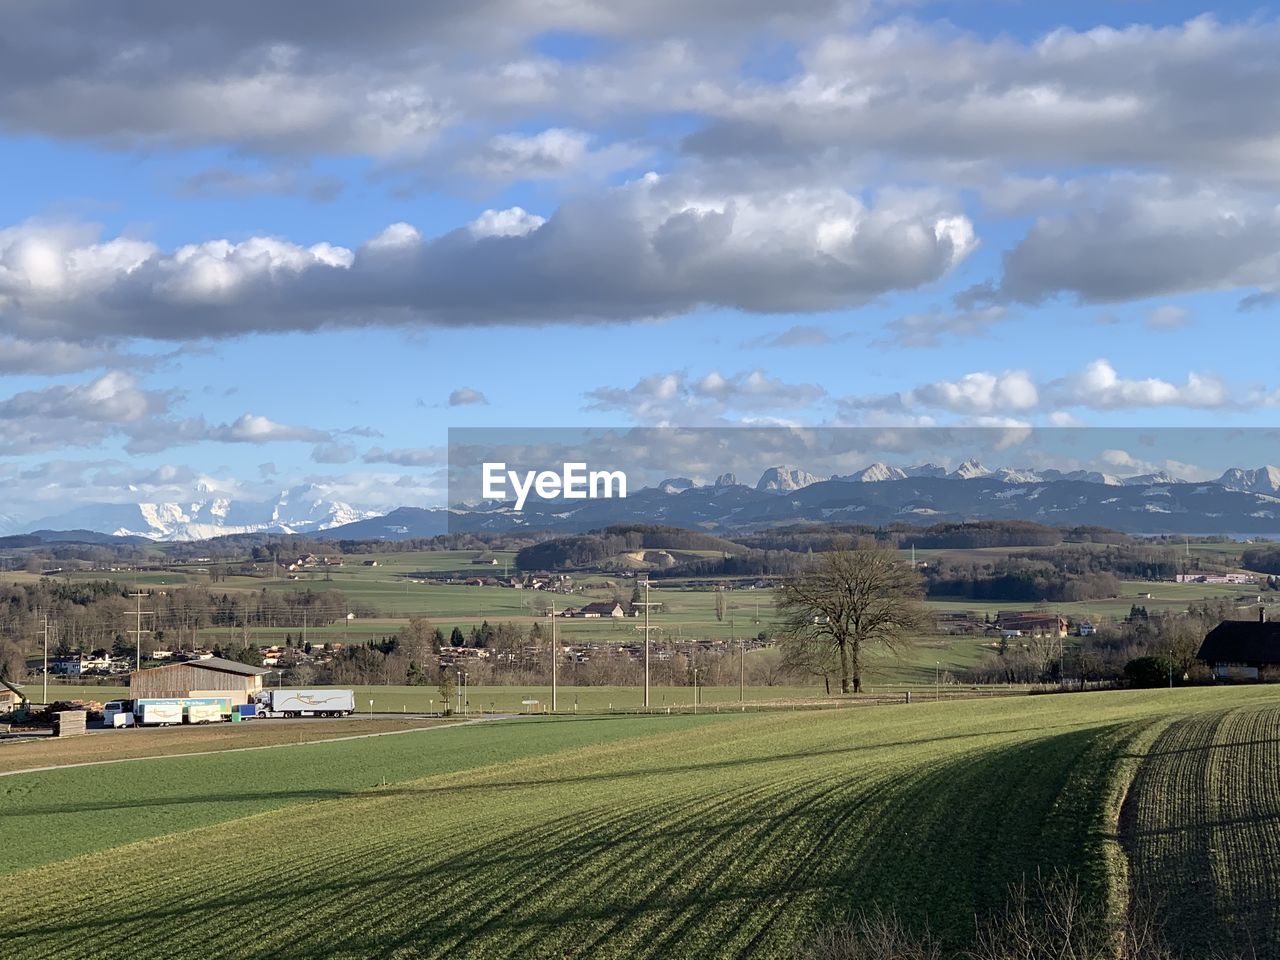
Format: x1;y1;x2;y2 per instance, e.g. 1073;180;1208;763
102;701;135;728
135;701;184;726
185;702;223;724
255;689;355;718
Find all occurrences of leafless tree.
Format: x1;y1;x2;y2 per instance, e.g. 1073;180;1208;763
776;545;925;694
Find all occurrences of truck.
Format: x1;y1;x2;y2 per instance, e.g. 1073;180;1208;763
254;689;355;718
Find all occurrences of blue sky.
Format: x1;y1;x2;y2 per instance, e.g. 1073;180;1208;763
2;1;1280;526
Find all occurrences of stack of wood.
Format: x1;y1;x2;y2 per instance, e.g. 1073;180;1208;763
53;710;87;737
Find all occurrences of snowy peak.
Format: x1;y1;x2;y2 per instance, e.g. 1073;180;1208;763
656;477;695;494
905;463;948;478
1217;466;1280;494
1123;471;1185;486
756;466;825;492
949;459;993;480
840;462;908;483
23;486;382;542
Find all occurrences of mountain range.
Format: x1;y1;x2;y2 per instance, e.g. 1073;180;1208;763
9;464;1280;541
9;485;381;542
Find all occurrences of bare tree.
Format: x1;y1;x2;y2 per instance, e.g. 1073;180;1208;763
715;587;727;623
776;545;925;694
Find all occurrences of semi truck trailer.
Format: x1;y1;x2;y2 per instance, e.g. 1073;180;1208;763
254;689;355;718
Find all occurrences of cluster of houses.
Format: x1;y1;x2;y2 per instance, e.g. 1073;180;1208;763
935;610;1093;640
1174;573;1258;585
284;554;345;572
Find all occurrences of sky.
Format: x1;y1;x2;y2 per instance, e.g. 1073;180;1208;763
3;1;1280;526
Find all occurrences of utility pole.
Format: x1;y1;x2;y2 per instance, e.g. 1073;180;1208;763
549;598;558;713
739;634;744;704
128;593;153;673
633;579;660;709
38;614;50;705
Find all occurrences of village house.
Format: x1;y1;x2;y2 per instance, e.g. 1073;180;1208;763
573;600;629;619
1198;611;1280;681
995;612;1069;639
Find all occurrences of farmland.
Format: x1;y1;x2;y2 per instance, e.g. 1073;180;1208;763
3;686;1278;958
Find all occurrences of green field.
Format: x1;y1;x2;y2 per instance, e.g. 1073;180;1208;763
3;686;1278;958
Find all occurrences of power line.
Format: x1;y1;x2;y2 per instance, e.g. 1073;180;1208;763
127;592;154;673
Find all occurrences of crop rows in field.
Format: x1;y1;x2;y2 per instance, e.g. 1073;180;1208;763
0;694;1163;960
1122;705;1280;958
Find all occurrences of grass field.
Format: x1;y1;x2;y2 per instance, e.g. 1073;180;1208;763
3;686;1278;958
0;716;452;775
1121;703;1280;958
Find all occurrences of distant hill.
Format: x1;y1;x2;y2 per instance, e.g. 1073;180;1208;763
314;507;450;541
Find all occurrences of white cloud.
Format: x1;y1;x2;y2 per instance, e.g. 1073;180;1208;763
988;179;1280;304
839;359;1234;419
207;414;332;444
685;16;1280;183
585;368;826;424
362;446;445;467
0;178;974;339
0;371;169;423
448;387;489;407
1047;359;1229;410
311;442;357;464
1145;304;1191;330
908;370;1039;415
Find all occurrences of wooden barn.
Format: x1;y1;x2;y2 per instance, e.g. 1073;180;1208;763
129;657;268;704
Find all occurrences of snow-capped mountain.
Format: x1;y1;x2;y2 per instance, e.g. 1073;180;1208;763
949;458;994;480
839;462;908;483
1217;466;1280;494
656;477;696;494
756;466;825;492
1122;471;1185;486
905;463;949;478
0;513;19;537
22;485;382;542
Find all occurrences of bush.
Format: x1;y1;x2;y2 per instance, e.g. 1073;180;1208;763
1123;655;1180;689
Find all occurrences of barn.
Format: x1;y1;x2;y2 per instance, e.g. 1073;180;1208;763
1198;615;1280;681
129;657;268;704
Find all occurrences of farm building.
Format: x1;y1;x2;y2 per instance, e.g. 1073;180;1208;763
130;657;268;704
1;677;25;712
996;612;1068;639
575;601;628;619
1198;614;1280;681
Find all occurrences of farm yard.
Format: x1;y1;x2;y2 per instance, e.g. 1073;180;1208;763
2;686;1279;958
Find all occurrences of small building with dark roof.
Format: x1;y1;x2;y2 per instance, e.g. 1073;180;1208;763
1197;615;1280;681
129;657;269;704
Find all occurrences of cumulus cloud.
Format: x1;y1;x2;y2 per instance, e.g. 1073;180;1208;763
0;337;146;375
839;359;1234;419
1046;359;1230;410
448;387;489;406
684;16;1280;183
987;180;1280;304
585;368;826;424
0;371;170;423
0;179;975;339
362;446;445;467
206;414;331;444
